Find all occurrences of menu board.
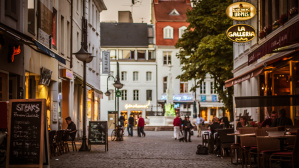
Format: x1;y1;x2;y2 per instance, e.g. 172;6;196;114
88;121;108;152
6;99;48;168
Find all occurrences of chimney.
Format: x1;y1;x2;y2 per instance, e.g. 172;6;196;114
154;0;159;4
186;0;191;5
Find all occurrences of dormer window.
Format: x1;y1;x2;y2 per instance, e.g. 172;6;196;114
163;26;173;39
169;9;180;15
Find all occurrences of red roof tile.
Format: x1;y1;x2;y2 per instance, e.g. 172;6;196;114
154;1;192;22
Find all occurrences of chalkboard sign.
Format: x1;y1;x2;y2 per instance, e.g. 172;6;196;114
88;121;108;152
6;99;49;168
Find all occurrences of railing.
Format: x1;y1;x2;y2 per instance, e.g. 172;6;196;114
146;111;164;116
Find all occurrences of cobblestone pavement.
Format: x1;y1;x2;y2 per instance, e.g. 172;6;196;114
51;130;235;168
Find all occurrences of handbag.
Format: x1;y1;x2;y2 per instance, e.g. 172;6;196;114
190;129;194;136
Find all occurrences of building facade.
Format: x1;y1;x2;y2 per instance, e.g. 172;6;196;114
227;0;299;125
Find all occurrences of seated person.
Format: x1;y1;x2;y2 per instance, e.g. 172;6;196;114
210;117;220;134
261;111;277;127
65;117;77;140
272;109;293;127
220;117;231;129
237;116;248;128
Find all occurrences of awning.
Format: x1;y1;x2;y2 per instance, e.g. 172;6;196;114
248;21;299;65
225;66;264;88
34;41;66;64
235;95;299;108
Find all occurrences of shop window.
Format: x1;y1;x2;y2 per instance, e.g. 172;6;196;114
119;50;134;59
137;50;146;59
133;71;138;81
163;51;172;65
148;50;155;60
28;0;35;35
146;72;152;81
52;8;57;49
179;26;187;38
163;26;173;39
180;80;188;93
121;90;127;100
200;107;208;121
163;77;167;93
121;71;127;81
146;90;152;101
200;82;206;94
110;50;116;60
133;90;139;101
5;0;17;21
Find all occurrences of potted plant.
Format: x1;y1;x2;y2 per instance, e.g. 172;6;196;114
280;14;288;25
265;25;272;35
272;19;281;30
289;7;298;17
259;29;266;38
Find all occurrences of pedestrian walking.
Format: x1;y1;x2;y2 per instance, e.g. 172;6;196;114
137;115;145;137
195;114;204;137
173;113;181;140
127;114;134;136
183;116;193;142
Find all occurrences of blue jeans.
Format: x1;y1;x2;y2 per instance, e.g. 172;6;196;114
127;124;133;136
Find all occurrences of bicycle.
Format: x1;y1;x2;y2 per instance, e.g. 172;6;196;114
111;125;124;141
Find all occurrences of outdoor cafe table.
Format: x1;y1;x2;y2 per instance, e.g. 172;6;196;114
261;135;296;151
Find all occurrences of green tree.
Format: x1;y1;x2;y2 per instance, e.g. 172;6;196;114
176;0;234;120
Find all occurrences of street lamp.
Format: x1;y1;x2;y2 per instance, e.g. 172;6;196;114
105;61;123;141
73;43;94;151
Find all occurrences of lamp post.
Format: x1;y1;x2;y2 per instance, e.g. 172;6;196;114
105;61;123;141
73;0;94;151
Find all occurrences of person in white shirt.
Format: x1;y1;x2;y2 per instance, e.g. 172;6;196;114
195;114;204;137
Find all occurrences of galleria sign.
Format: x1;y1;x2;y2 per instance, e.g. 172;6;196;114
226;24;256;42
226;2;256;21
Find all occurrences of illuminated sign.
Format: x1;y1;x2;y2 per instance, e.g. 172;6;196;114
161;94;193;101
226;2;256;21
226;24;256;42
11;45;21;62
62;69;73;80
125;101;151;109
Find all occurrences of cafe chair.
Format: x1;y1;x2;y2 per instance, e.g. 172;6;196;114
217;128;234;157
269;129;299;168
202;132;209;147
239;127;257;168
48;130;57;158
256;136;280;168
56;130;65;155
67;130;78;152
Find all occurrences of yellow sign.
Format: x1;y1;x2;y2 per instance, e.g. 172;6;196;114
226;24;256;43
226;2;256;21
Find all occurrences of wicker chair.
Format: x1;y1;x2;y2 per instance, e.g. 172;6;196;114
269;129;299;168
239;127;257;168
256;136;280;168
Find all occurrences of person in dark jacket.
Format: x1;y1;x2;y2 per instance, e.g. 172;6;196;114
210;117;220;134
65;117;77;140
219;117;231;129
237;116;248;128
272;109;293;127
261;111;277;127
183;116;193;142
127;115;134;136
119;114;125;127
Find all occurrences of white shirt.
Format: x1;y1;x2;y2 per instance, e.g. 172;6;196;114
196;117;204;126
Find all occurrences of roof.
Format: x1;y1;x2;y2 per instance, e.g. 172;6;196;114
100;23;149;47
154;1;191;22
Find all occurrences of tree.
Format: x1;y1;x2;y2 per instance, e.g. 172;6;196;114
176;0;234;120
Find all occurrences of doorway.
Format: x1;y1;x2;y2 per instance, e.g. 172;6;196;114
130;111;142;126
108;111;118;129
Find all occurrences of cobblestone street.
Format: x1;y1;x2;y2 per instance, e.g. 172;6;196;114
51;130;234;168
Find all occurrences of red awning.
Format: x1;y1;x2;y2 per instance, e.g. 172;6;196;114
248;21;299;65
225;66;264;88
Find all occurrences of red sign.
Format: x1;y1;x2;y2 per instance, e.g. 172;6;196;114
11;45;21;62
248;21;299;65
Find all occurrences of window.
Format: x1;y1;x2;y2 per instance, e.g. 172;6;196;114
163;51;172;65
163;77;167;93
92;5;94;25
180;80;188;93
146;72;152;81
179;26;187;38
133;71;138;81
200;82;206;94
121;71;127;81
133;90;139;101
163;26;173;39
210;82;216;94
5;0;17;20
118;11;133;23
61;15;64;54
28;0;35;34
137;50;146;59
109;50;116;60
169;9;180;15
108;89;114;100
52;8;57;49
121;90;127;100
146;90;152;101
109;71;114;81
148;50;155;60
67;21;70;57
119;50;134;59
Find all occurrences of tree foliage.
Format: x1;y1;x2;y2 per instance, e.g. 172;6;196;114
176;0;234;119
